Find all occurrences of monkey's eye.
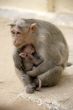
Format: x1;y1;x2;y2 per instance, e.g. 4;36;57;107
11;31;15;35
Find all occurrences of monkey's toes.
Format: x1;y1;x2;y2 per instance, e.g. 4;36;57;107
26;84;35;94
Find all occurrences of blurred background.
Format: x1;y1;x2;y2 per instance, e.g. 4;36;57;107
0;0;73;13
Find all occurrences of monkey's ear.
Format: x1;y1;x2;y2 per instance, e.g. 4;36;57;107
30;23;37;32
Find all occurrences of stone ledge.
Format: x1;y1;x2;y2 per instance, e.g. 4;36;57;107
11;90;66;110
0;7;73;27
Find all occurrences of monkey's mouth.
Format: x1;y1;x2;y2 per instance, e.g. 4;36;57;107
13;41;19;47
13;41;27;48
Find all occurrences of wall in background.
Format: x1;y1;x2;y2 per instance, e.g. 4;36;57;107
55;0;73;13
0;0;73;13
0;0;49;12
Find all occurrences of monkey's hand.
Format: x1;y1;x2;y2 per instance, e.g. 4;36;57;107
27;61;49;77
27;67;37;77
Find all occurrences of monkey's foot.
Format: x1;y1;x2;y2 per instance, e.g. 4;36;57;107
26;84;36;94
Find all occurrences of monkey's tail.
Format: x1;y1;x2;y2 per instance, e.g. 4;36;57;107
36;79;42;91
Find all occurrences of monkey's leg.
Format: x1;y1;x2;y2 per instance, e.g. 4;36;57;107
37;66;64;87
13;51;36;93
15;68;36;93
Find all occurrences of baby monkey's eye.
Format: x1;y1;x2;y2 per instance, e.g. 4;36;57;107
16;31;21;35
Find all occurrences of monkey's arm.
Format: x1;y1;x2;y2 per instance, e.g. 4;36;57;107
27;60;50;77
13;50;33;86
13;50;25;71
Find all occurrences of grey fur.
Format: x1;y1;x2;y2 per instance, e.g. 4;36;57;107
11;18;69;93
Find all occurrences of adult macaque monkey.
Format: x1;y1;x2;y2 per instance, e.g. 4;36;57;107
10;18;69;93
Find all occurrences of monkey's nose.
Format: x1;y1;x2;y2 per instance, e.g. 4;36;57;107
13;40;19;47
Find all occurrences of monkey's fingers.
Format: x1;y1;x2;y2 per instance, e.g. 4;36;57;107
19;53;26;58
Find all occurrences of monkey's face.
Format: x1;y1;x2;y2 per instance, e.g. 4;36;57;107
10;25;26;48
10;19;37;48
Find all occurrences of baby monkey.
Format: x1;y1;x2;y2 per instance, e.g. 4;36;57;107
19;44;43;71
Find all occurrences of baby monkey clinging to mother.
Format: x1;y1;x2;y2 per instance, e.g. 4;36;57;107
19;44;44;71
10;18;69;93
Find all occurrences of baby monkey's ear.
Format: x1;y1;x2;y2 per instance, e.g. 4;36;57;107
29;23;37;32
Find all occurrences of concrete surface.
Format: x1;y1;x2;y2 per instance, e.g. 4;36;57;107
0;8;73;28
0;17;24;106
0;12;73;110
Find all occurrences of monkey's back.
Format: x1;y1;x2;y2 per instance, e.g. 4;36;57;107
28;19;69;67
25;19;68;46
23;19;69;67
